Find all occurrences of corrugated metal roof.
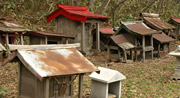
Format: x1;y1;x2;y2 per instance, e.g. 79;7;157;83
0;18;30;32
26;31;74;39
17;48;98;80
99;27;114;34
121;21;159;35
153;33;175;43
170;17;180;25
90;67;126;83
111;34;134;50
142;16;175;30
47;4;108;22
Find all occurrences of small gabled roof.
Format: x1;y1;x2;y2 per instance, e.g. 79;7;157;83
140;13;175;30
46;4;108;22
153;33;175;43
169;17;180;25
3;44;98;81
169;46;180;57
111;34;134;50
90;67;126;83
0;18;30;33
25;31;74;39
99;27;114;34
121;21;159;36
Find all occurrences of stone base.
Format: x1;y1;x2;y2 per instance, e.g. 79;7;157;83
171;70;180;80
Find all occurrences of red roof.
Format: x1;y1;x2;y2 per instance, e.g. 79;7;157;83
46;4;108;22
171;17;180;24
99;27;114;34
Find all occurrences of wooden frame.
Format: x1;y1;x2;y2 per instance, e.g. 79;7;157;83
78;74;84;98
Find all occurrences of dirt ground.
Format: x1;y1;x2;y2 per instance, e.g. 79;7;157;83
0;41;180;98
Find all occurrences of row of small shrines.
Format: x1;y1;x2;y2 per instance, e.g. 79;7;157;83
0;13;180;62
0;4;180;98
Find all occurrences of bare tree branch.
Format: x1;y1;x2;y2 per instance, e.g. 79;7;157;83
141;0;156;12
157;0;164;13
96;0;111;14
108;0;127;16
75;0;81;6
88;0;95;10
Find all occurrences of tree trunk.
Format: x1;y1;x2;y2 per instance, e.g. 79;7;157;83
108;0;127;16
88;0;96;10
75;0;81;6
157;0;164;13
96;0;111;14
141;0;156;12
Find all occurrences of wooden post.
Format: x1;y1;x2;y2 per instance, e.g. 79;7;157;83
96;22;100;51
124;50;127;62
70;76;73;96
130;50;133;61
78;74;84;98
178;26;180;39
0;34;2;44
108;46;110;61
5;33;9;45
45;78;50;98
135;50;137;61
65;38;69;44
118;48;121;61
18;63;22;96
70;0;74;5
81;22;85;52
45;36;48;45
168;43;171;53
151;35;153;59
20;34;23;45
35;77;38;98
158;43;160;57
135;37;138;61
142;36;145;61
89;23;93;50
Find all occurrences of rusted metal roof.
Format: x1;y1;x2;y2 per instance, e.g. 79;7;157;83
26;31;74;39
141;13;175;30
99;27;114;34
15;47;98;80
121;21;160;35
111;34;134;50
140;13;159;18
169;17;180;25
153;33;175;43
0;18;30;32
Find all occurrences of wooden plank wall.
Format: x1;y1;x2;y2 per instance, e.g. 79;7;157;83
19;64;36;98
56;16;93;53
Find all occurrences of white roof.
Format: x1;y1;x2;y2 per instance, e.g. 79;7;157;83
90;67;126;83
169;46;180;57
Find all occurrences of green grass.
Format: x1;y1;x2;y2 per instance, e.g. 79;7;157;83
0;86;7;97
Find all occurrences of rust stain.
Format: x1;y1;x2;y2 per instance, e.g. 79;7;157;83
0;17;30;32
126;22;159;35
31;48;98;77
153;33;175;43
143;17;175;30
